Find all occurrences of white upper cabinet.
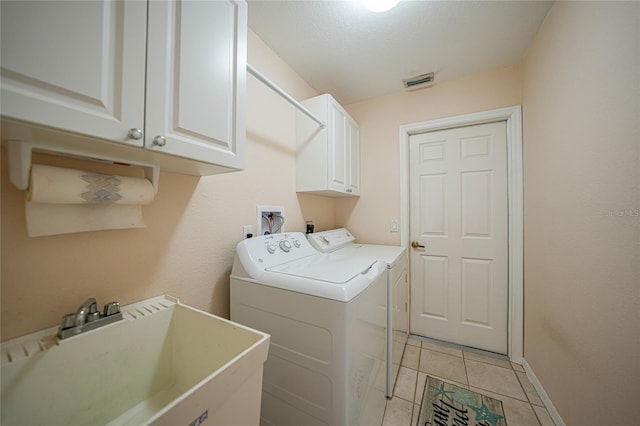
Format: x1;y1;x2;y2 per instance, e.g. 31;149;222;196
0;0;147;146
0;0;247;172
296;94;360;197
144;0;246;169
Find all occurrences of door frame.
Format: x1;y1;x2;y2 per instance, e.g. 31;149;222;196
399;105;523;363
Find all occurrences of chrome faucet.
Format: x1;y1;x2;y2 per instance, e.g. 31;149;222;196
75;297;99;327
58;297;123;339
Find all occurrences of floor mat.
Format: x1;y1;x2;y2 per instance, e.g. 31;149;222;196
417;376;507;426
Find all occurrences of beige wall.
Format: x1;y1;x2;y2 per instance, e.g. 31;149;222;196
0;30;334;341
340;65;522;245
522;1;640;424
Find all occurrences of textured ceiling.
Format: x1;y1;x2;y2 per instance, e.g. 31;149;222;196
248;0;553;105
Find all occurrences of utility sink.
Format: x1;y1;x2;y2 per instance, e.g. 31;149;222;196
1;295;270;426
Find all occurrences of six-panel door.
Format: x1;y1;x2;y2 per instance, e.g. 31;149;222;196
409;121;509;354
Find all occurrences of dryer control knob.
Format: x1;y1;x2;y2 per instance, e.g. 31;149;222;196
279;240;292;252
266;244;277;254
293;239;301;248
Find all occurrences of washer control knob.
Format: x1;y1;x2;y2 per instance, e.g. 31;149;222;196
292;239;301;248
279;240;292;252
266;245;276;254
322;236;330;244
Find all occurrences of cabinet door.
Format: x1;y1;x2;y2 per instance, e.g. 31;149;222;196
346;118;360;195
0;0;147;146
328;102;347;192
145;0;247;169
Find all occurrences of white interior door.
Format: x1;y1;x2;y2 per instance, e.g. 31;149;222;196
409;121;508;354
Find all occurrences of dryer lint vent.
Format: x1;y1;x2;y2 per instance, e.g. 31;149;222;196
403;72;435;91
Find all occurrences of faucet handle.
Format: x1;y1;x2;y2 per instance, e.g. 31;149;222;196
86;302;100;322
104;301;121;317
60;313;76;330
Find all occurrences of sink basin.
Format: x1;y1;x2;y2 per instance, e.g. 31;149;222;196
1;295;270;426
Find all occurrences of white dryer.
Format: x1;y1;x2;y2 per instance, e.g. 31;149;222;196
230;232;387;426
308;228;409;398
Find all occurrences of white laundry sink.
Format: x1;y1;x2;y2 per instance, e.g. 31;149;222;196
1;295;270;426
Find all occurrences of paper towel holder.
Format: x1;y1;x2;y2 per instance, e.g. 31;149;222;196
6;140;160;194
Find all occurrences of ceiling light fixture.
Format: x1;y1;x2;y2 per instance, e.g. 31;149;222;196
362;0;401;13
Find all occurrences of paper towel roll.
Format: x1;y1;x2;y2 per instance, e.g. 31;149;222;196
28;164;154;205
25;164;155;237
25;203;146;237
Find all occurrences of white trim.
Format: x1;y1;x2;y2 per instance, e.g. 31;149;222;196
399;105;524;362
522;358;566;426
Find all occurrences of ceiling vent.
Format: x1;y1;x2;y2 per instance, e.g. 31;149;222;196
403;72;435;91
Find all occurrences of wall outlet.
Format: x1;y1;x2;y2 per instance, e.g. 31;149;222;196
242;225;254;239
390;219;399;232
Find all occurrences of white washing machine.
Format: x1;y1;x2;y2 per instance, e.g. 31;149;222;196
230;232;387;426
307;228;409;398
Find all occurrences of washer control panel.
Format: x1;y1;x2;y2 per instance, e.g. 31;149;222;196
236;232;318;274
262;234;303;256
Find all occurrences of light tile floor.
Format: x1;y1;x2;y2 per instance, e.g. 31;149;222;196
382;335;556;426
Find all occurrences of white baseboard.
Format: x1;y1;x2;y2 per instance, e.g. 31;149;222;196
521;358;566;426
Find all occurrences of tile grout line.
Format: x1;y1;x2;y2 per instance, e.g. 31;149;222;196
514;369;545;426
399;341;414;424
511;358;554;424
411;343;423;423
509;359;539;424
462;351;470;388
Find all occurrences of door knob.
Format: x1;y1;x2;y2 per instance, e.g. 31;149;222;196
411;241;425;248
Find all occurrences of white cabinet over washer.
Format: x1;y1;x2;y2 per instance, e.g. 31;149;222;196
0;0;247;174
0;0;147;147
295;94;360;197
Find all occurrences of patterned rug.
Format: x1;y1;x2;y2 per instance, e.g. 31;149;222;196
417;376;507;426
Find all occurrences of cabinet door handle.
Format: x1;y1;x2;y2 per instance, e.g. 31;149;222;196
411;241;425;249
152;136;167;147
128;128;143;140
